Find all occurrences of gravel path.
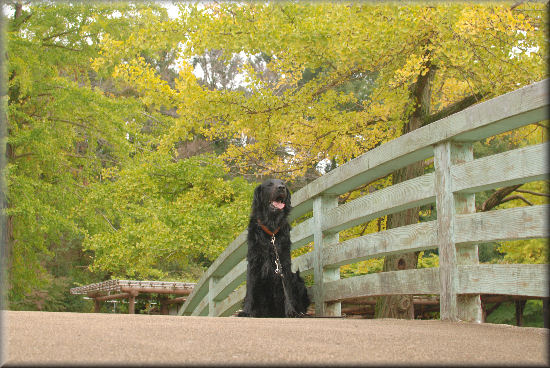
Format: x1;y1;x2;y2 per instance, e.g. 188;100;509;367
3;311;548;366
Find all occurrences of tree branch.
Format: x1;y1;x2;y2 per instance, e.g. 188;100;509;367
479;184;523;212
422;92;488;127
42;29;76;42
515;189;550;197
500;195;533;206
510;0;526;10
41;43;82;52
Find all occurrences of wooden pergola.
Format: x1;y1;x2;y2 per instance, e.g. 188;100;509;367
71;280;195;314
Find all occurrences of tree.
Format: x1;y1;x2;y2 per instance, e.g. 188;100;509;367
80;152;255;280
3;2;181;309
95;2;546;318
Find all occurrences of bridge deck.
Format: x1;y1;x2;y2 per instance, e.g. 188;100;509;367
3;311;548;366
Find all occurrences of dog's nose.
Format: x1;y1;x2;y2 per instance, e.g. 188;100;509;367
277;184;286;191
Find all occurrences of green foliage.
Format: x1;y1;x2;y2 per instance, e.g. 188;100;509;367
417;251;439;269
5;2;255;310
94;2;546;179
5;3;155;306
5;1;548;313
81;152;255;279
486;300;545;328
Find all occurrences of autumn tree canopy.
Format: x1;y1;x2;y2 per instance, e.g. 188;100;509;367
3;1;547;316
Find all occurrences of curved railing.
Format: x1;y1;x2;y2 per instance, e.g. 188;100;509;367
179;80;549;321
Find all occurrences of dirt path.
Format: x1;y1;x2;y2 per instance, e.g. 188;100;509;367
3;311;548;366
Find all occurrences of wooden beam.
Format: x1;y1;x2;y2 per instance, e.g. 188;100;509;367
452;143;548;194
290;218;314;250
455;205;548;245
434;141;459;322
324;268;441;302
119;287;192;295
313;195;341;317
322;264;548;302
210;259;246;303
452;142;482;323
208;277;220;316
94;293;130;302
292;205;547;283
322;173;435;234
459;264;548;297
215;287;246;317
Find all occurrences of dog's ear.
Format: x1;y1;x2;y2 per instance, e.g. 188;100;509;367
252;184;263;212
285;186;292;209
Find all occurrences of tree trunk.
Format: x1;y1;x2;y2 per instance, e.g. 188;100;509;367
375;59;435;319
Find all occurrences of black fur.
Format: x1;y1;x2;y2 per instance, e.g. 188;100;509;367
238;179;310;317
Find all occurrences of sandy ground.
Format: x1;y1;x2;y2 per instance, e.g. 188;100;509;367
2;310;549;366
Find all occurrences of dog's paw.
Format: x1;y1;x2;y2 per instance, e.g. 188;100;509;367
237;310;250;317
285;308;301;318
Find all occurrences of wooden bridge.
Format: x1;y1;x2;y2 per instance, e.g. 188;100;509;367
179;79;549;322
4;80;549;367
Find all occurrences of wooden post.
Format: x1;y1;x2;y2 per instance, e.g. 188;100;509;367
160;296;169;315
128;291;138;314
515;300;527;326
543;298;549;329
434;141;459;322
452;142;482;323
208;277;219;316
313;195;341;317
434;141;483;322
94;299;101;313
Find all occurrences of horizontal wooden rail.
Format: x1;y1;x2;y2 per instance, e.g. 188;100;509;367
323;264;549;302
179;79;549;319
292;205;548;275
452;143;548;194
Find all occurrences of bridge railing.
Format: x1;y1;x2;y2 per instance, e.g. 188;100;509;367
179;79;549;321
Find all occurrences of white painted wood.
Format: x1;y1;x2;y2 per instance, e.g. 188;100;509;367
434;141;459;322
324;268;441;301
313;195;341;316
323;264;548;302
452;143;548;194
459;264;548;297
291;252;314;276
323;173;436;234
293;205;547;278
211;259;247;302
290;217;314;250
191;294;209;316
451;142;482;323
208;277;219;316
214;262;549;316
215;287;246;317
324;221;438;268
456;205;549;244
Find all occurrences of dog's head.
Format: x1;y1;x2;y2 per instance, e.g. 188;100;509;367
252;179;292;222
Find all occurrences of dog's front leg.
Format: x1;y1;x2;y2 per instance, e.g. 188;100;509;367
282;272;300;317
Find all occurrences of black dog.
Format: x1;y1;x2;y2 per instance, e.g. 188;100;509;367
238;179;310;317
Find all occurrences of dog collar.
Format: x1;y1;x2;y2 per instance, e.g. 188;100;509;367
257;219;280;237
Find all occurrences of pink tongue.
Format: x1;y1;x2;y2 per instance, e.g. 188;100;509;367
272;201;285;210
